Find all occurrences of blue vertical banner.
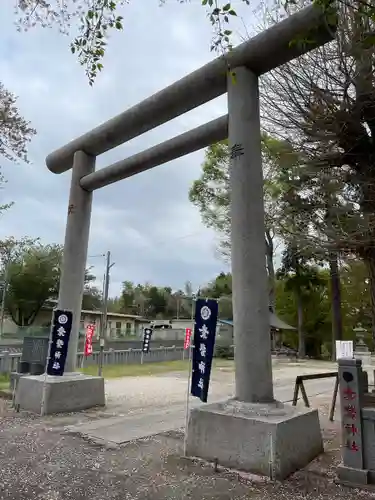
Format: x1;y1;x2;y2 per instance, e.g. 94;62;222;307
142;327;153;353
191;298;219;402
46;309;73;376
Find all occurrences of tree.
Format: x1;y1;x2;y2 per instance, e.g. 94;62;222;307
275;267;332;358
340;259;373;336
118;280;199;318
0;83;36;164
200;272;233;318
165;285;194;319
4;243;62;326
147;286;168;317
82;268;103;310
0;83;35;240
260;0;375;337
2;241;103;325
0;83;36;216
189;135;299;307
15;0;249;85
120;280;136;313
267;149;348;354
106;296;124;313
277;243;325;357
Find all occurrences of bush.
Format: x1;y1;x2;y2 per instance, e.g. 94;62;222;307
320;343;332;360
214;344;234;359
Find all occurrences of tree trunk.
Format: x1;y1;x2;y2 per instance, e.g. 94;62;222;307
329;251;343;360
265;229;275;311
296;292;305;358
365;252;375;341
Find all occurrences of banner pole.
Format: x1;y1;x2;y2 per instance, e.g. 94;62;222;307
183;297;195;457
41;310;54;417
81;325;86;370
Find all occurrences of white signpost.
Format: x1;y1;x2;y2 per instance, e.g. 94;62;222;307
336;340;354;360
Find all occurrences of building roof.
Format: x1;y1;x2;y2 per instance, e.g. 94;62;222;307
81;310;147;321
219;312;296;331
269;312;296;330
42;302;147;321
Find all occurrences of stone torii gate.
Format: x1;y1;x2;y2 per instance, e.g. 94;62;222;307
17;3;336;478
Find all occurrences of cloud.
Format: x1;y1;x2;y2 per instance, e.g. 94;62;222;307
0;0;256;296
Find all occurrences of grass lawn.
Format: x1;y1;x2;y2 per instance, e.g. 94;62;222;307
81;358;234;379
0;374;9;390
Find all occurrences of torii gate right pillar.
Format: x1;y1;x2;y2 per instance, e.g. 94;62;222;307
185;67;324;479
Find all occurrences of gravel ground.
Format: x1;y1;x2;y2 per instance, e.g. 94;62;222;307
1;362;373;499
0;363;375;500
104;361;340;416
0;394;374;500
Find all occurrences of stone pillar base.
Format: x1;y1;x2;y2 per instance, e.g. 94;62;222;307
337;464;369;486
185;399;323;479
16;372;105;414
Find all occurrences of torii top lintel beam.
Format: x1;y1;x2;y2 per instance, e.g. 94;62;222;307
46;3;335;175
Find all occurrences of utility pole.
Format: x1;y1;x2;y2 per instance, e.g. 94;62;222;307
98;251;115;376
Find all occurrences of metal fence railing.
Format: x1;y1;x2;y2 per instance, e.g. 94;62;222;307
0;346;185;375
0;352;22;374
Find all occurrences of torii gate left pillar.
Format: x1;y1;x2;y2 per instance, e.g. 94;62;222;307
16;151;105;415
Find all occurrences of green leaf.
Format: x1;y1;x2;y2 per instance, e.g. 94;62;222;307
223;3;231;11
228;9;237;15
71;45;75;54
363;34;375;48
87;10;94;19
115;21;123;30
224;30;232;35
202;0;208;5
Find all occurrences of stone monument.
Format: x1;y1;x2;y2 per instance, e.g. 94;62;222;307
337;358;375;487
10;336;49;391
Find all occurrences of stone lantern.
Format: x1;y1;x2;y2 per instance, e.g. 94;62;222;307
354;324;372;366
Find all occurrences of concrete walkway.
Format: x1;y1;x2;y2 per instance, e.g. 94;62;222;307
67;362;339;445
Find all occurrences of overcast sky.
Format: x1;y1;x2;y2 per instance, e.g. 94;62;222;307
0;1;260;297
